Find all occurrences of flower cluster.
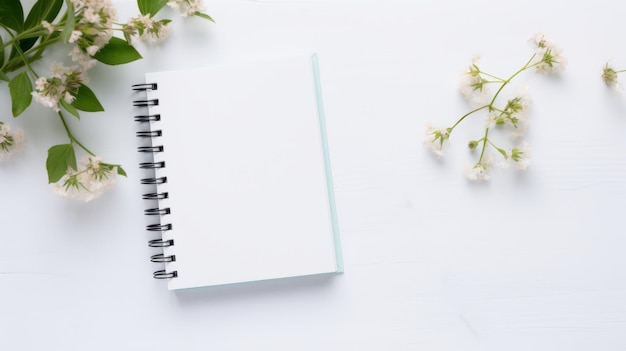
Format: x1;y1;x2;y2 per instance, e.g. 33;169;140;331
123;15;172;44
68;0;118;70
168;0;205;17
53;156;119;202
530;33;566;73
424;33;565;181
0;122;26;162
1;0;213;201
32;64;86;112
602;63;625;91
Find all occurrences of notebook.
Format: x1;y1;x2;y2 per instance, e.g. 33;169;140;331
132;53;343;290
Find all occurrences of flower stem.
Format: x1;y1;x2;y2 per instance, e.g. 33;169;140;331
478;128;490;163
488;53;536;107
451;104;490;131
58;111;96;156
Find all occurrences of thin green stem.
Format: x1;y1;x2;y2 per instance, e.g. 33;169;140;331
478;128;490;163
451;104;490;131
488;53;537;107
58;111;96;156
479;71;506;82
1;28;40;78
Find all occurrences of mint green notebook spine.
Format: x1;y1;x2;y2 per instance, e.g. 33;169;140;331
311;53;344;272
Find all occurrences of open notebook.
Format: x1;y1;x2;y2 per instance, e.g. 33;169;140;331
132;53;343;290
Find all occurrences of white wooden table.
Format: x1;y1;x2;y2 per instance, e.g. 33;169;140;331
2;0;626;350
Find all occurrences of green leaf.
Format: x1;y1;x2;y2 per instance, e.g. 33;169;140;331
93;37;142;65
20;0;64;52
194;11;215;22
0;36;4;67
60;0;75;43
0;0;24;32
47;144;77;183
137;0;168;17
117;166;127;177
9;71;32;117
0;71;8;82
71;84;104;112
60;99;80;119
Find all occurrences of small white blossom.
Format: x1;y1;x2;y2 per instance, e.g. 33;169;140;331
530;33;566;73
458;55;490;105
497;141;531;170
67;0;117;69
52;155;118;202
0;122;26;162
124;15;172;44
69;30;83;43
168;0;205;17
32;63;86;111
464;162;490;181
602;62;623;92
41;20;55;34
424;124;450;157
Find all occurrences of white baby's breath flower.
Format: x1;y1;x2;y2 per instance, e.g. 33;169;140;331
124;15;172;44
424;124;450;157
41;20;55;34
69;30;82;43
32;63;86;111
602;62;624;92
464;162;490;181
512;141;532;170
0;122;26;162
458;55;490;105
52;155;118;202
530;33;566;73
168;0;205;17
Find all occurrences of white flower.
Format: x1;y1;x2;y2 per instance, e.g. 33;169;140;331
530;33;566;73
512;141;532;170
464;162;490;181
424;124;450;157
68;0;117;68
458;55;490;105
52;155;118;202
32;63;86;111
70;46;97;70
69;30;82;43
0;122;26;162
168;0;205;16
498;141;531;170
124;15;172;44
41;20;55;34
602;62;623;92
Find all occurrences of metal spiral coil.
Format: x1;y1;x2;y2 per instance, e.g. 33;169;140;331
134;82;177;280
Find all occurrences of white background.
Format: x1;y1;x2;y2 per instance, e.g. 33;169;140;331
2;0;626;350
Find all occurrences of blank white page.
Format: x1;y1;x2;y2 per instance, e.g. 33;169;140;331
144;53;342;290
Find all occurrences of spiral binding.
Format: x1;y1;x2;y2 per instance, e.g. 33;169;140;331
133;82;178;280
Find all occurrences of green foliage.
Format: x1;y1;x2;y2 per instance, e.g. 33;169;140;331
0;35;4;68
8;71;32;117
93;37;142;65
60;99;80;119
138;0;168;17
0;0;24;32
60;0;75;43
71;84;104;112
20;0;63;52
194;11;215;22
0;0;213;200
117;166;127;177
47;144;77;183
